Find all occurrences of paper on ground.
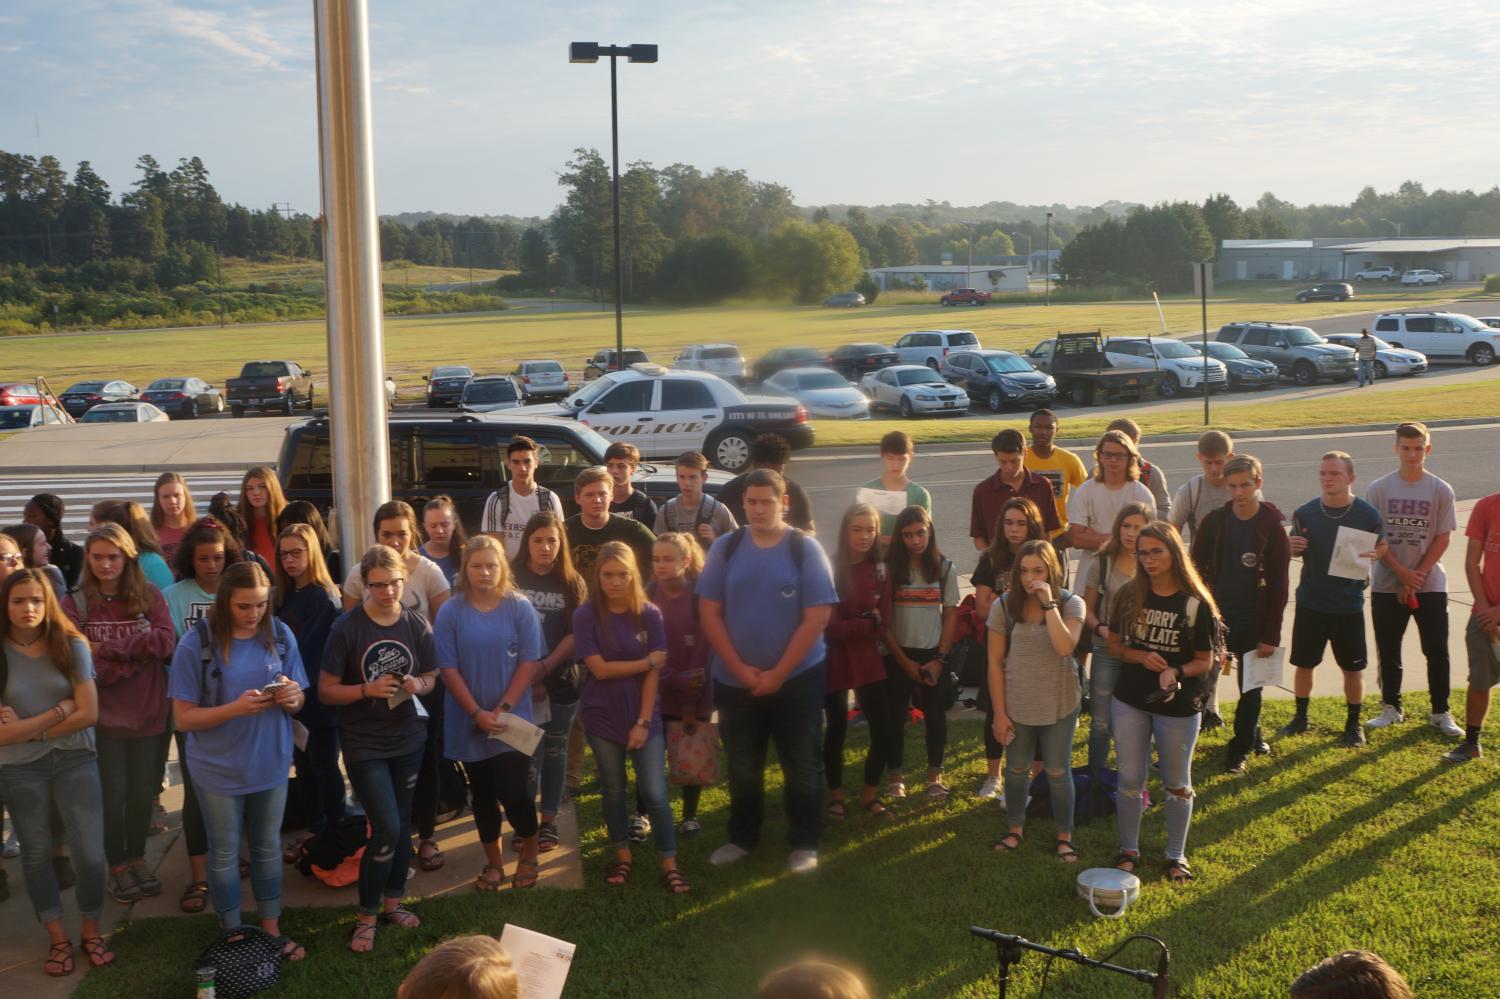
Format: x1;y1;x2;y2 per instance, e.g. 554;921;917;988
1243;647;1287;692
1328;526;1379;581
499;923;575;999
487;712;545;755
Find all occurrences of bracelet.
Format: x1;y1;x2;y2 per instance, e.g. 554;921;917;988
1040;600;1058;611
634;719;650;729
53;704;66;723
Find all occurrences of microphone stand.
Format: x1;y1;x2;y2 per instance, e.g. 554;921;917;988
969;926;1167;998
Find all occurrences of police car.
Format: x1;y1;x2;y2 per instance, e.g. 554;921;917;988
514;364;814;472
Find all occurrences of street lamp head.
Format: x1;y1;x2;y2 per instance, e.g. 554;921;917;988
626;43;658;63
569;42;601;63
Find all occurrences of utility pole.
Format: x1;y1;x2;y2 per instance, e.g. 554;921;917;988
1044;212;1054;305
214;240;227;326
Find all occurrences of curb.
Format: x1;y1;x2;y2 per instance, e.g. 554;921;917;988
13;462;271;475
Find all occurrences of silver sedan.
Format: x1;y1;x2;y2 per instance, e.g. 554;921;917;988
861;364;970;417
763;367;871;420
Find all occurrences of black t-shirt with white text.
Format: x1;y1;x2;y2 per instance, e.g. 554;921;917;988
322;606;436;763
1112;589;1214;717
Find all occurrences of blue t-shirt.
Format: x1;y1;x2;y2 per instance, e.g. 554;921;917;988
420;544;461;587
163;578;214;638
168;619;308;797
1291;497;1385;615
433;592;546;762
140;551;175;594
695;528;838;689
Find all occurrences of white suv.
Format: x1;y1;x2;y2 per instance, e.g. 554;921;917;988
1103;336;1228;398
1400;269;1445;286
1353;265;1397;282
673;343;746;382
1372;311;1500;366
892;329;981;369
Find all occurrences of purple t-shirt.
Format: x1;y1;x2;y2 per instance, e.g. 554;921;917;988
573;601;667;745
648;582;712;720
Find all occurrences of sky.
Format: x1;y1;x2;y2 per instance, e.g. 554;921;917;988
5;0;1500;220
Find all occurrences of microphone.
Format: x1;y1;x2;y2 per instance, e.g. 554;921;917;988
969;926;1016;944
1153;945;1170;999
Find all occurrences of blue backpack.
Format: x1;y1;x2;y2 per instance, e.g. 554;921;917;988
191;616;292;708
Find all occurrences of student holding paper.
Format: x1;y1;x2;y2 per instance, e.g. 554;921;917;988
574;542;688;894
1189;456;1289;775
857;431;931;544
1281;452;1386;747
434;536;546;891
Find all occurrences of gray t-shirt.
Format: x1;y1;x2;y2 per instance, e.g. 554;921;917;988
986;594;1085;726
1169;474;1232;540
0;637;95;766
1078;555;1135;625
654;495;738;539
1365;470;1458;593
322;606;436;763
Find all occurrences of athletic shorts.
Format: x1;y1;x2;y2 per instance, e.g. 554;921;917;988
1465;616;1500;689
1290;607;1367;672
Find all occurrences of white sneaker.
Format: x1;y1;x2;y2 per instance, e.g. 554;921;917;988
709;843;751;867
2;831;17;859
787;849;819;874
1430;712;1463;739
976;777;1001;800
1365;704;1404;729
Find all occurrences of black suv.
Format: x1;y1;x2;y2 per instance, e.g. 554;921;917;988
276;412;723;534
1294;282;1354;303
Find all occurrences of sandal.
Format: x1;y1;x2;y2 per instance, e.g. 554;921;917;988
992;831;1024;852
277;936;307;963
1166;858;1196;883
416;839;444;872
1054;839;1079;864
44;940;74;978
826;799;848;822
862;798;895;821
475;865;504;892
380;905;422;929
604;858;632;886
1115;852;1140;874
512;859;540;890
661;869;691;895
79;935;115;969
179;880;210;914
348;920;377;954
537;821;560;853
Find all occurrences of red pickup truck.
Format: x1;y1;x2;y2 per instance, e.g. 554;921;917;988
940;288;992;307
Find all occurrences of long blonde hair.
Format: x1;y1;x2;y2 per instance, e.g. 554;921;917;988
81;523;156;617
239;465;287;535
653;532;704;581
587;541;646;627
274;523;340;607
0;569;86;678
454;535;516;599
1110;521;1218;635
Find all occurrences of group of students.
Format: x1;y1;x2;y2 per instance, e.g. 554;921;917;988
1;411;1495;979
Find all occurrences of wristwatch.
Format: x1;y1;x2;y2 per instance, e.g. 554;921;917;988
1040;600;1058;611
634;718;650;729
498;701;513;714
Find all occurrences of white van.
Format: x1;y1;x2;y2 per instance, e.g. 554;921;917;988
1371;311;1500;366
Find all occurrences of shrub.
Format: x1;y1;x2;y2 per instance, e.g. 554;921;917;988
854;272;880;305
1485;274;1499;294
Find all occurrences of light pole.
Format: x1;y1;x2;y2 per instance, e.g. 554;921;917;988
1044;211;1054;305
961;220;978;288
1379;218;1402;238
569;41;658;366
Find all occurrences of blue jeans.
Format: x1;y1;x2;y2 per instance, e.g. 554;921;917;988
531;698;579;817
1357;359;1375;386
1113;698;1200;861
714;663;825;851
345;750;422;915
1004;709;1080;833
197;782;288;928
585;732;676;857
1086;650;1123;775
0;748;108;923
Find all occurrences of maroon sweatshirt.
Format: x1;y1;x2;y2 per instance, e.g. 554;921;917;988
63;586;176;738
826;558;892;692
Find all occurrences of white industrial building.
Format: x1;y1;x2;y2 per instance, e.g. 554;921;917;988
1216;237;1500;283
865;264;1030;292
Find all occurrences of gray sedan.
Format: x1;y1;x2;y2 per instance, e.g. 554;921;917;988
860;364;970;417
763;367;870;420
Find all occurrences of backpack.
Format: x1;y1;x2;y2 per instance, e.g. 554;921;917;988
665;495;720;536
1185;594;1234;679
719;526;813;575
294;814;369;886
488;484;556;534
191;616;292;708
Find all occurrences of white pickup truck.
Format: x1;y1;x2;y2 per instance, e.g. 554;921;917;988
1352;265;1397;282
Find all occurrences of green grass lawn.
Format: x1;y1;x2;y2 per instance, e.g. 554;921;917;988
77;697;1499;999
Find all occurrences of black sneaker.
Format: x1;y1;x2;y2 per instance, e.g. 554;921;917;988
1441;741;1481;764
1253;728;1271;756
1225;753;1248;775
1342;722;1367;748
1277;716;1308;738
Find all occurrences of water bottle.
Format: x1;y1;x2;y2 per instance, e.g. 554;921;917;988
195;966;217;999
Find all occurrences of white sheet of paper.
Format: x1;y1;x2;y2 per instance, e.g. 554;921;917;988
1329;526;1379;581
855;486;910;519
291;719;309;752
1242;647;1287;692
487;712;545;755
499;923;575;999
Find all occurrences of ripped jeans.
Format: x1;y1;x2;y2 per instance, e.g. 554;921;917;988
1112;698;1199;862
1004;708;1080;834
1086;650;1122;775
346;749;423;915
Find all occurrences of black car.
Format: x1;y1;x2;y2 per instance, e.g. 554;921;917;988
939;349;1057;412
276;411;726;536
1295;282;1354;303
583;348;651;381
1188;341;1279;390
424;365;473;407
752;346;829;384
59;379;138;417
140;377;224;418
828;343;899;381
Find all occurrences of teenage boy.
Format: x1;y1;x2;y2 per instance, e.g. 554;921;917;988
1445;487;1500;762
856;431;933;543
1190;455;1289;774
1355;328;1378;388
1364;422;1461;738
970;428;1061;550
481;435;566;558
1023;409;1088;537
1107;418;1171;520
564;465;657;582
698;469;837;874
716;433;816;534
655;451;738;546
604;442;658;524
1066;430;1155;587
1281;451;1387;746
1169;431;1235;543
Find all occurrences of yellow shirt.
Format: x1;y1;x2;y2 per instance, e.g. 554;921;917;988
1024;445;1088;532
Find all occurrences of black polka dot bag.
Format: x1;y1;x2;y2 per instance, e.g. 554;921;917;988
194;925;284;998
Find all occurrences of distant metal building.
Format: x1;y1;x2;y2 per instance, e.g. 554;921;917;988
866;264;1030;292
1216;238;1500;283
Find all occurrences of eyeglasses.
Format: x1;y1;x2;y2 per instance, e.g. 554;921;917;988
1136;547;1170;561
0;553;23;566
1099;450;1130;460
367;579;406;592
278;548;308;560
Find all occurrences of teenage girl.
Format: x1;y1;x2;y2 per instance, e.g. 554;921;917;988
276;500;342;581
91;501;174;593
2;523;67;599
238;466;287;567
150;472;197;564
1081;502;1151;787
648;532;713;836
420;496;468;587
23;494;82;589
